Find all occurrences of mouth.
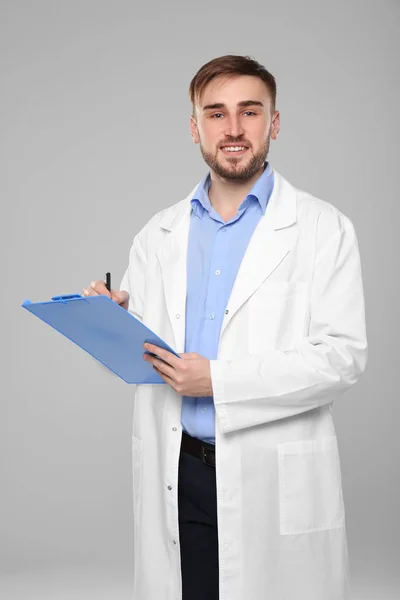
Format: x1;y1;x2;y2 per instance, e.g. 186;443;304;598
219;145;249;157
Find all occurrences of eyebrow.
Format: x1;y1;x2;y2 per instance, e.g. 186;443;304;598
202;100;264;111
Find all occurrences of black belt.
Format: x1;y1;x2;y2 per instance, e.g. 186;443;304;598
181;431;216;468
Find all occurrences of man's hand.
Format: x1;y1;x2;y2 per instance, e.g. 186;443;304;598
82;280;130;310
143;343;213;397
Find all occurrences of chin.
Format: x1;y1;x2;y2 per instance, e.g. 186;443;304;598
216;155;264;181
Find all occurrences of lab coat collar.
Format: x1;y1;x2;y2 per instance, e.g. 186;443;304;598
159;169;297;232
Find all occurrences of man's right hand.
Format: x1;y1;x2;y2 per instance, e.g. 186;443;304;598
82;280;130;311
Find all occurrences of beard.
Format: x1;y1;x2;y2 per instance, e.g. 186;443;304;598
200;135;270;181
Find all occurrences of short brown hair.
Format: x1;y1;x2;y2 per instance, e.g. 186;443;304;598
189;55;277;116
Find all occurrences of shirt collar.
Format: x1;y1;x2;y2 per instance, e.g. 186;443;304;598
190;161;274;219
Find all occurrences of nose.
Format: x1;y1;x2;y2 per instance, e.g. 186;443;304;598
223;115;245;139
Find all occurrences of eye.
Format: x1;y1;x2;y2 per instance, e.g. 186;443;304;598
243;111;256;116
211;113;224;119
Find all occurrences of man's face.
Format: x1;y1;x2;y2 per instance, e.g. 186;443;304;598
190;75;280;181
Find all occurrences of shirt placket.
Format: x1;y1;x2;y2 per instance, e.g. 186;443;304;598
196;223;229;427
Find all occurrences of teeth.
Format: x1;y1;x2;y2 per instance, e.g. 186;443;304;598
223;146;246;152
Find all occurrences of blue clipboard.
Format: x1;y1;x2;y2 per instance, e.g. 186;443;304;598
21;294;180;384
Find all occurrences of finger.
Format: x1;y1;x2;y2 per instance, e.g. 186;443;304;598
144;344;181;368
92;280;112;298
82;280;111;298
147;355;176;379
152;365;175;388
82;286;99;297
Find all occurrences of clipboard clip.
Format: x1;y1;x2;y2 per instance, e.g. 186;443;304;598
51;294;83;301
22;295;86;307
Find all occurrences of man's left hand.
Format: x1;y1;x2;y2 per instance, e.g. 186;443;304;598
143;343;213;397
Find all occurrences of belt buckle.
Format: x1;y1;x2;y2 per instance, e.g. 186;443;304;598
201;444;215;468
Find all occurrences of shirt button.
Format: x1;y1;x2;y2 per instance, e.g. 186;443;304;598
215;269;220;275
201;407;207;413
209;313;215;320
175;314;180;319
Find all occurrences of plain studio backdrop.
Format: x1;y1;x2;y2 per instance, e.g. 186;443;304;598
1;1;398;599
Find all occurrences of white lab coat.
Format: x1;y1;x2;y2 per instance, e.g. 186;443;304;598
120;169;367;600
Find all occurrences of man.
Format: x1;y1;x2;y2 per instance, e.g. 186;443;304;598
83;55;367;600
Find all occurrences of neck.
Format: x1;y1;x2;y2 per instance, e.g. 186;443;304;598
208;164;265;216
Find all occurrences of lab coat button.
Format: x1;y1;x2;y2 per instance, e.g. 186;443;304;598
168;485;172;491
173;539;177;545
172;427;177;431
225;309;229;314
223;543;229;550
175;314;180;319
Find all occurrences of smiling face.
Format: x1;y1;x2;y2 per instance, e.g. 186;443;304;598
190;75;280;181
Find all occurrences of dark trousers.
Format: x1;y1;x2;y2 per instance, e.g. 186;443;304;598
178;446;219;600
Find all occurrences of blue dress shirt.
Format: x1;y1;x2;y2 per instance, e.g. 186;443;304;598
181;162;275;444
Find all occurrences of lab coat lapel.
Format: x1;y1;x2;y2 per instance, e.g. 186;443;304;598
156;196;194;353
156;171;297;350
220;171;298;337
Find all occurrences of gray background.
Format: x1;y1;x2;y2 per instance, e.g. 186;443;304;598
1;0;398;598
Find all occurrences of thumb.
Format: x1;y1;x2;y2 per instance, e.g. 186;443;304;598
179;352;199;359
111;289;130;308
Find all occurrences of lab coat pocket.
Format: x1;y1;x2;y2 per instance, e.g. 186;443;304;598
132;435;143;526
277;436;345;535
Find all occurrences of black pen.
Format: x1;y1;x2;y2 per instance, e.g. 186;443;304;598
105;272;111;292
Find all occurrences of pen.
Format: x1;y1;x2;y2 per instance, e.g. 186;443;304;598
105;272;111;292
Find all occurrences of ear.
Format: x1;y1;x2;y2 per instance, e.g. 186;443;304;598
270;110;280;140
190;115;200;144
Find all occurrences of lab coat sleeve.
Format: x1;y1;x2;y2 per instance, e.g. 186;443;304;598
119;231;148;322
210;213;368;434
